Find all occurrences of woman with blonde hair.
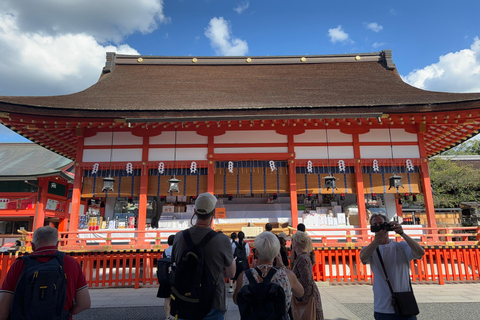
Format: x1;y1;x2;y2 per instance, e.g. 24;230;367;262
233;231;304;318
291;231;324;320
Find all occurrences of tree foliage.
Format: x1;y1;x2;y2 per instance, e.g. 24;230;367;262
443;139;480;155
428;158;480;207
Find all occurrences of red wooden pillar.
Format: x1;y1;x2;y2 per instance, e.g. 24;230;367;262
207;135;215;194
58;217;68;232
289;159;298;229
395;196;403;216
33;178;49;230
207;135;215;228
136;136;150;244
417;132;437;230
137;165;148;244
287;134;298;229
353;134;368;236
69;134;85;234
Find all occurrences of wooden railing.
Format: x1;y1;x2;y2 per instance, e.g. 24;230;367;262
311;246;480;285
10;225;480;252
2;246;479;288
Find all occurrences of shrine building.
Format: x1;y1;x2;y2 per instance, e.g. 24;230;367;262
1;50;480;242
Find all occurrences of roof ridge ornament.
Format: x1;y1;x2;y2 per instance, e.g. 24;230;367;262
102;52;117;75
382;50;396;70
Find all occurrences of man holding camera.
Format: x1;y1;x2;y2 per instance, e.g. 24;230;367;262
360;213;425;319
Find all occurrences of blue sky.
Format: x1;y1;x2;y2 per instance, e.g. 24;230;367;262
1;0;480;142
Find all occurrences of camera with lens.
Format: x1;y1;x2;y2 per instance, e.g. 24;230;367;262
370;222;393;232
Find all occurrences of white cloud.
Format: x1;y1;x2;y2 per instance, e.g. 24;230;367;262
234;1;250;14
372;42;386;49
327;25;353;44
205;17;248;56
365;22;383;33
0;0;169;43
403;37;480;93
0;1;170;96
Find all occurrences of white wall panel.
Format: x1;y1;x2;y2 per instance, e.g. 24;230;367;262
392;146;420;158
215;131;287;144
83;149;142;162
214;147;288;154
359;129;417;142
295;146;354;159
295;129;352;143
150;131;207;145
360;146;393;158
84;132;143;145
148;148;208;161
360;145;420;158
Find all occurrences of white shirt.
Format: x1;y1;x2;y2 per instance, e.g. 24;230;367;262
368;240;422;314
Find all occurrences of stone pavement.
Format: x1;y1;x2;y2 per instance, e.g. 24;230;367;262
75;282;480;320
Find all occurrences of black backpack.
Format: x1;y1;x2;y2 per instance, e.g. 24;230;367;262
234;241;247;262
157;251;174;285
170;229;219;320
237;267;288;320
10;251;69;320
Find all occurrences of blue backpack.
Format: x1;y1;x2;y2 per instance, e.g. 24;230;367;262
10;251;69;320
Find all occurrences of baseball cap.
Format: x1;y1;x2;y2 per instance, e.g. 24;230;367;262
194;193;217;215
278;232;291;241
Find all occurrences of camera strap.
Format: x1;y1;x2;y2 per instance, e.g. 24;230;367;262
376;247;413;296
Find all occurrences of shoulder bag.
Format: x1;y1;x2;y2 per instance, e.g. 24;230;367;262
376;247;419;316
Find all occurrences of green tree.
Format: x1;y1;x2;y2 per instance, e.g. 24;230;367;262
428;158;480;207
443;139;480;155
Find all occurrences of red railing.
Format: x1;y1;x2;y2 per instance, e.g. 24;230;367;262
10;225;480;253
310;246;480;285
2;245;480;288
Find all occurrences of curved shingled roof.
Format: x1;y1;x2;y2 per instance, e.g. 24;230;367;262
1;51;480;118
0;50;479;159
0;143;73;180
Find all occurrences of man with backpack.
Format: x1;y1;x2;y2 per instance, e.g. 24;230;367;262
0;226;91;320
170;192;235;320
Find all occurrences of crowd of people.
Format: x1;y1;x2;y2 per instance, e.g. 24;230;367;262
0;192;425;320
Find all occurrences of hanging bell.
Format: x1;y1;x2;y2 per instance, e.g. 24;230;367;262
102;176;115;192
323;174;338;190
168;176;181;193
388;173;404;190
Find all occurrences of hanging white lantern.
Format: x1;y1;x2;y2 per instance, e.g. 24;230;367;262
126;162;133;174
190;161;197;174
269;160;276;172
91;163;99;175
338;160;346;172
307;160;313;173
406;159;414;172
228;161;234;174
372;160;380;172
158;162;165;174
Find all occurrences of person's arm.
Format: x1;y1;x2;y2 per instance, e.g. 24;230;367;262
232;271;244;305
71;287;91;315
391;223;425;258
224;258;236;278
286;270;304;298
360;229;387;264
0;292;13;320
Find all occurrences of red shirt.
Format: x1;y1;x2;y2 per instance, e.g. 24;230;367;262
0;246;88;314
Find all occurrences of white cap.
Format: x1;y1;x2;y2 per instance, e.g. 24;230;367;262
195;193;217;215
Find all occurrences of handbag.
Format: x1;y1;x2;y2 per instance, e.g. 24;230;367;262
376;247;419;316
291;294;316;320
